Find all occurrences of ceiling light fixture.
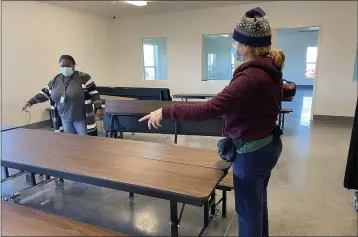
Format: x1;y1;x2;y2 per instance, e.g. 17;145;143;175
125;1;147;7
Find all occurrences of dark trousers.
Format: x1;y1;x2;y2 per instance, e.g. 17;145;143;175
232;138;282;237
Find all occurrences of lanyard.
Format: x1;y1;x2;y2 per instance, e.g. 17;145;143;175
61;72;76;95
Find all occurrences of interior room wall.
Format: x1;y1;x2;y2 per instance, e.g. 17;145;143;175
276;29;319;86
1;1;113;126
110;1;358;117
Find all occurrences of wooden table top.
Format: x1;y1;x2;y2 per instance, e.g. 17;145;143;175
2;129;228;206
105;100;200;116
1;201;124;236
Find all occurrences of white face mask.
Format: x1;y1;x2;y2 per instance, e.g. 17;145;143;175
60;67;74;77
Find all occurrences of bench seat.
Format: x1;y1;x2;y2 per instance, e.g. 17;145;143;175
2;201;125;236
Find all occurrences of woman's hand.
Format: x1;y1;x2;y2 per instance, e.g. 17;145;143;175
22;102;32;112
96;108;105;120
138;108;163;130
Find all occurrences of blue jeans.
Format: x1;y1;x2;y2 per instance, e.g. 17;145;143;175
62;120;87;135
233;138;282;237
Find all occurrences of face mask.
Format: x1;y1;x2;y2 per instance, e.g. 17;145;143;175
60;67;74;77
231;44;242;61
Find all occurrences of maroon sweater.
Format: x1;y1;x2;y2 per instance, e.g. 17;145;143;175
162;57;283;140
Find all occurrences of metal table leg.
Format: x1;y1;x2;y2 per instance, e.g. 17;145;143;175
210;192;216;217
278;112;282;128
199;198;215;237
30;173;36;186
282;113;285;131
170;201;179;236
203;201;209;227
174;121;178;144
109;115;114;138
278;101;282;128
4;167;9;179
222;190;227;218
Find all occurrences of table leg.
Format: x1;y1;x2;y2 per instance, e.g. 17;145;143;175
282;113;285;131
278;102;282;128
185;98;188;102
109;115;117;138
210;192;216;217
170;200;179;237
222;190;227;218
48;110;54;128
109;115;114;138
4;167;9;179
174;121;178;144
203;201;209;227
278;112;282;128
30;173;36;186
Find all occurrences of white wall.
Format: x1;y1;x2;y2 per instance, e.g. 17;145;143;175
1;1;113;126
110;1;358;117
277;29;319;86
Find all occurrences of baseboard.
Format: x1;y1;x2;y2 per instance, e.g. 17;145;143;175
313;115;354;123
22;120;51;129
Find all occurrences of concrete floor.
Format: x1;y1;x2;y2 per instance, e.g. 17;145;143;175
2;87;357;236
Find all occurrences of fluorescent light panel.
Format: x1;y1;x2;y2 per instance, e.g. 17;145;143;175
125;1;147;6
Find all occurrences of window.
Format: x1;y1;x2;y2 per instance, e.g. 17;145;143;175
142;38;167;80
305;46;318;79
203;34;238;80
207;53;217;80
143;44;158;80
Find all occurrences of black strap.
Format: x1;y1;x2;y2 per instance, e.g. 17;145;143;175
61;72;77;95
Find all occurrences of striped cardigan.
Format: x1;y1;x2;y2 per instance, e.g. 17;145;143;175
28;71;102;136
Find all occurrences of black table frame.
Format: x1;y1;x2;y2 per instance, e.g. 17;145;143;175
2;157;228;236
172;94;215;102
173;94;294;102
172;95;293;130
107;113;225;144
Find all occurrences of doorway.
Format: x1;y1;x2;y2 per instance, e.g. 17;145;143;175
275;27;320;132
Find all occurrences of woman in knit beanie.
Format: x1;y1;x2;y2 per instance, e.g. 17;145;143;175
232;7;285;70
140;7;285;236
